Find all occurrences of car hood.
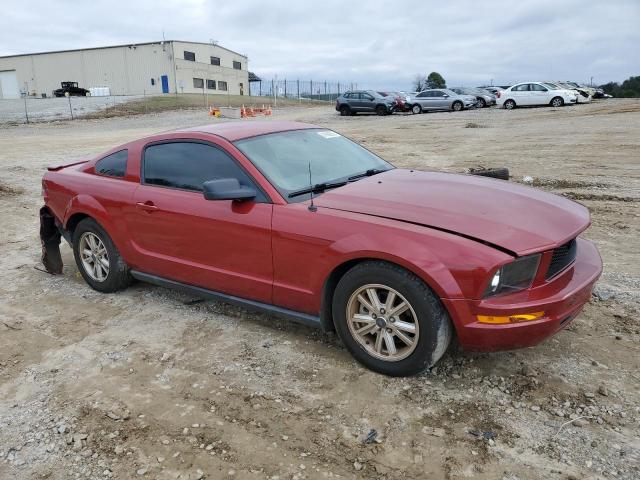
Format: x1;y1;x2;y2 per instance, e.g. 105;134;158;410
314;169;590;256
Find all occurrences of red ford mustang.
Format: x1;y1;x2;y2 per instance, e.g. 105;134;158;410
40;121;602;376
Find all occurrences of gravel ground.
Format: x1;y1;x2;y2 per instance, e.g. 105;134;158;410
0;100;639;480
0;96;143;123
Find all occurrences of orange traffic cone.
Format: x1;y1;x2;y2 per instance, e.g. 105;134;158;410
240;105;246;118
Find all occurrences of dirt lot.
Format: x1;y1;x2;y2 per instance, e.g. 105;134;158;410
1;100;638;480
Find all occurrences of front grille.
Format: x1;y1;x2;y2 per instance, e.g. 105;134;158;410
546;238;577;280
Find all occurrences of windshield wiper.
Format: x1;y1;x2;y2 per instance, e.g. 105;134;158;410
288;180;348;198
347;168;387;181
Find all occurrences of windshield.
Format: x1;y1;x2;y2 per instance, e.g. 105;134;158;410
543;82;561;90
234;129;393;202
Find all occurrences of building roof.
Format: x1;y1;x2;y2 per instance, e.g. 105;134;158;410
0;40;247;60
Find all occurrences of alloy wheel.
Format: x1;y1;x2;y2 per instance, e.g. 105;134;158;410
346;284;420;362
79;232;109;281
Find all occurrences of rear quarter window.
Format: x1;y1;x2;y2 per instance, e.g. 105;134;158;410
95;150;127;177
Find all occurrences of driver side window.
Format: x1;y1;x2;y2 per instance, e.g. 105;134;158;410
142;141;267;202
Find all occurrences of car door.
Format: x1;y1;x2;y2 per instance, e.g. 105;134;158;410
431;90;449;109
348;92;364;111
529;83;550;105
361;92;376;112
128;140;274;303
510;84;531;105
416;90;434;110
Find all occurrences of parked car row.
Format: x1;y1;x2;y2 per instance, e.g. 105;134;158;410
336;80;607;116
335;89;484;116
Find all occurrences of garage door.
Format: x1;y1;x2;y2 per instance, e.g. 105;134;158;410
0;70;20;99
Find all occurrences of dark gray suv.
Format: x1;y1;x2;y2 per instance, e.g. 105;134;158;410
335;90;395;116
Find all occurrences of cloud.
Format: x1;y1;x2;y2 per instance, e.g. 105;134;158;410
0;0;638;90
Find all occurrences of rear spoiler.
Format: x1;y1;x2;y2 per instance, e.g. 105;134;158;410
47;160;88;172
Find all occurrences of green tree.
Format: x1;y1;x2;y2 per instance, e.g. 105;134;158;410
426;72;446;89
600;76;640;98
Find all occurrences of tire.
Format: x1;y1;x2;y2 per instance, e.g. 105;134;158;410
550;96;564;108
375;105;387;116
72;218;131;293
339;105;351;116
452;101;463;111
476;98;486;108
468;167;510;181
504;99;516;110
332;261;452;376
411;104;422;114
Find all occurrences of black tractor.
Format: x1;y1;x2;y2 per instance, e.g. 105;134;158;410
53;82;90;97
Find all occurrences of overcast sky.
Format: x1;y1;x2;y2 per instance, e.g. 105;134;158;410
1;0;638;90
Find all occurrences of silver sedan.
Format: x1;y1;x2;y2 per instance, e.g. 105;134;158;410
408;89;477;113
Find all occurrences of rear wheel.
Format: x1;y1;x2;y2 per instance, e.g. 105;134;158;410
504;99;516;110
72;218;131;293
332;261;452;376
339;105;351;116
452;101;463;111
550;96;564;107
411;104;422;114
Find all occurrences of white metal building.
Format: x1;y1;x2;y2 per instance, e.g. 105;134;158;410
0;40;249;99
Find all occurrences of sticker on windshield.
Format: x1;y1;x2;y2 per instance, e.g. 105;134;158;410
317;130;341;139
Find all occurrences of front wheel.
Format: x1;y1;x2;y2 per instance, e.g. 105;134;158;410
332;261;452;376
476;98;486;108
411;104;422;114
504;99;516;110
339;105;351;116
550;96;564;107
452;101;463;111
375;105;387;116
73;218;131;293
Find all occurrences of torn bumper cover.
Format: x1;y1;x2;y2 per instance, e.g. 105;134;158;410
39;207;63;274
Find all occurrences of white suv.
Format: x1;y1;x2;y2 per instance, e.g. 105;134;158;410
497;82;577;109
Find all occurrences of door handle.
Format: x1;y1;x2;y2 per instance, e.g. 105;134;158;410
136;201;159;212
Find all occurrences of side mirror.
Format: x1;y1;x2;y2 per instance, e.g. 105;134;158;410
203;178;256;201
443;94;449;98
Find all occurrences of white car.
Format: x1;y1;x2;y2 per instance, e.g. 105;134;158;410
496;82;577;109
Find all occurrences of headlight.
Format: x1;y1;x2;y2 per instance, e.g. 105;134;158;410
484;254;541;297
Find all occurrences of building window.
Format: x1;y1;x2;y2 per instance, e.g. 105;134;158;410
207;80;216;90
184;51;196;61
211;56;220;66
193;78;204;89
233;61;242;70
218;81;228;91
150;78;155;86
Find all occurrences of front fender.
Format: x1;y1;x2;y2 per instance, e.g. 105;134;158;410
323;232;464;300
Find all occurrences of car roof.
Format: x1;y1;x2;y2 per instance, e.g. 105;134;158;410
175;121;320;142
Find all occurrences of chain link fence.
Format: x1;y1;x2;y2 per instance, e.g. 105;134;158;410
0;95;144;124
249;79;359;102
